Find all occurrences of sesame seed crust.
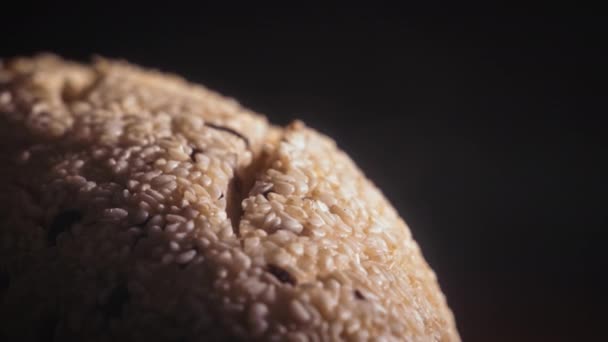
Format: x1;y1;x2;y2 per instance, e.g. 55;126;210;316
0;54;459;341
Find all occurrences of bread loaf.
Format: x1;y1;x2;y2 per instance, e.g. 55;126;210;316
0;55;459;341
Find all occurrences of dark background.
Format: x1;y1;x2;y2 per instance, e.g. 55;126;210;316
2;3;606;341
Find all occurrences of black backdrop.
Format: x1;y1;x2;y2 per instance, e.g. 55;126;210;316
2;3;606;341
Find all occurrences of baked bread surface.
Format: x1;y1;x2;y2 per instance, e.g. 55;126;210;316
0;55;459;341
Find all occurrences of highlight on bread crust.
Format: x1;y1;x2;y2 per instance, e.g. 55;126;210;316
0;54;460;341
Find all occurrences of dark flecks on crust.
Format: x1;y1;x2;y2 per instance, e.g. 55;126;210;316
100;283;130;320
205;123;250;149
47;210;83;246
189;145;204;162
354;289;366;300
266;264;297;286
135;216;151;228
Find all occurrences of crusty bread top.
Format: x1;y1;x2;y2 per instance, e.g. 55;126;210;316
0;54;459;341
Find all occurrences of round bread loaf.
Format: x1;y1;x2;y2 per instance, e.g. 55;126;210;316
0;55;459;341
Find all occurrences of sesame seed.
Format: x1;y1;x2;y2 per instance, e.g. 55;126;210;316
289;299;311;323
176;250;197;264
